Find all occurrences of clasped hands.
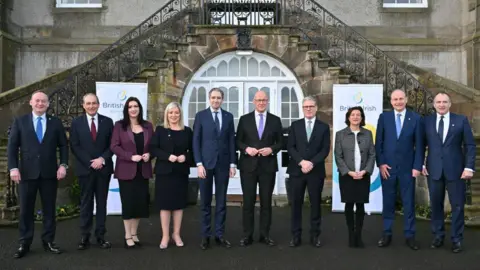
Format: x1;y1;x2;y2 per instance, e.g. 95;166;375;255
131;153;151;163
348;170;367;180
168;154;186;163
245;147;272;157
299;160;314;174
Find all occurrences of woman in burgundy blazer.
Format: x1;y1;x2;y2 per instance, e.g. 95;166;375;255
110;96;153;249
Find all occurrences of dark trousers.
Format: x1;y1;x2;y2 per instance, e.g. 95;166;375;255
428;173;466;243
240;170;276;238
381;174;416;238
344;203;365;233
79;171;110;239
199;166;229;237
18;177;58;245
290;175;324;238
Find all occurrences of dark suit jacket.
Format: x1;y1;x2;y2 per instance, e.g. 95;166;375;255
287;118;331;178
70;114;114;177
375;110;424;175
236;111;283;173
7;113;68;180
192;108;237;170
334;127;376;176
424;113;476;181
110;120;154;180
150;126;193;175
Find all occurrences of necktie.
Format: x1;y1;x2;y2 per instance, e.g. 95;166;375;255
438;115;444;143
306;120;312;141
258;113;264;139
396;113;402;138
36;117;43;142
214;111;220;134
91;117;97;141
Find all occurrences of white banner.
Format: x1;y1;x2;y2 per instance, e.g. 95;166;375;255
96;82;148;215
332;84;383;214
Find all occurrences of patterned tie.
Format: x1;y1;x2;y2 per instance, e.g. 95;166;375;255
306;120;312;141
36;117;43;142
396;113;402;138
258;113;264;139
438;115;444;143
91;117;97;141
214;111;220;134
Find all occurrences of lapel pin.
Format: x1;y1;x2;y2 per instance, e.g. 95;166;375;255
452;124;455;127
408;118;410;121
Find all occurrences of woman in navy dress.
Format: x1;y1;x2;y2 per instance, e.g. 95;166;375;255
150;102;192;249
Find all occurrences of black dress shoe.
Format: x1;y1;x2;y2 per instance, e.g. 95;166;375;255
97;238;112;249
430;238;444;249
124;238;136;249
405;237;419;250
311;236;322;248
78;238;90;250
215;237;231;248
131;235;141;247
259;236;276;246
239;236;253;247
289;237;301;247
377;235;392;247
43;242;62;254
200;238;210;250
452;242;462;253
14;244;30;259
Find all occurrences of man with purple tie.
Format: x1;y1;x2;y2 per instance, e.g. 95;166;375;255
236;90;283;247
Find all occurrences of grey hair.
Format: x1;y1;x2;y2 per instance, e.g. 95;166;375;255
82;93;100;104
302;96;317;105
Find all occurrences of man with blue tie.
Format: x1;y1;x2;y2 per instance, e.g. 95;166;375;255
423;92;476;253
8;91;68;258
193;88;237;250
376;89;424;250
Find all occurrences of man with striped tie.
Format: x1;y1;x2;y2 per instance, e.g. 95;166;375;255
286;96;331;248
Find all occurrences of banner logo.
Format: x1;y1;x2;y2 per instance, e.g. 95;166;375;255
353;92;363;104
117;90;127;101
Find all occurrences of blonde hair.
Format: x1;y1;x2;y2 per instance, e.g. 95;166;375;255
163;102;185;130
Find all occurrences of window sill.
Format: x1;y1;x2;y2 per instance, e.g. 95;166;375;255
379;7;429;13
53;6;107;13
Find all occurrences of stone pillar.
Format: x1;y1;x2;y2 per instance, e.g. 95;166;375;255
0;0;18;93
473;0;480;90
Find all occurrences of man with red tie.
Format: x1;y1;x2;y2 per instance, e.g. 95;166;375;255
70;93;114;250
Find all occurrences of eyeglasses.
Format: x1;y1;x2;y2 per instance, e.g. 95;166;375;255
254;99;269;103
302;106;316;109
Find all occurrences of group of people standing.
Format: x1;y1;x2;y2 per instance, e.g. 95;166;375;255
7;87;475;259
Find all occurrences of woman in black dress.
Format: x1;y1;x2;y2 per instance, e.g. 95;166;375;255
150;102;192;249
334;106;375;248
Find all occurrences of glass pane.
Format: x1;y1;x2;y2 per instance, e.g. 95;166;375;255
260;61;270;77
91;0;102;3
248;58;258;76
281;87;289;101
189;103;196;118
198;87;206;102
271;67;280;76
230;103;239;117
281;71;286;76
218;61;228;76
291;88;298;102
249;103;254;112
249;87;258;101
229;58;239;76
291;104;299;118
207;67;216;76
219;86;228;100
198;102;207;110
189;119;194;128
234;119;239;131
282;103;290;117
76;0;88;3
260;87;270;99
282;119;289;128
190;87;197;102
201;71;207;77
229;87;239;101
383;0;395;2
240;57;247;76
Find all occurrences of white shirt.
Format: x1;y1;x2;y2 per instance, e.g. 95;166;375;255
210;107;222;130
87;113;99;131
436;112;449;144
353;130;361;172
394;109;406;128
255;111;267;131
305;117;316;131
32;112;46;138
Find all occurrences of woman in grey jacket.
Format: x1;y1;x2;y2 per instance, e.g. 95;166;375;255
334;106;375;248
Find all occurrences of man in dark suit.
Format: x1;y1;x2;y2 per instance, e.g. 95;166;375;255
7;90;68;258
375;89;424;250
287;96;330;248
422;92;476;253
236;90;283;247
70;93;114;250
193;88;237;250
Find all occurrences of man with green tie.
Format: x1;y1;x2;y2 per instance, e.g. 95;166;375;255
286;96;331;247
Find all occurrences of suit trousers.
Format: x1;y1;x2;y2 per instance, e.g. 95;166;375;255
199;166;229;237
18;177;58;245
290;174;324;238
428;173;466;243
240;169;276;238
79;170;110;239
381;174;416;238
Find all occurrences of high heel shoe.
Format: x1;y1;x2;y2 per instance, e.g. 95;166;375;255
159;239;169;250
131;234;142;247
171;234;184;247
124;238;136;249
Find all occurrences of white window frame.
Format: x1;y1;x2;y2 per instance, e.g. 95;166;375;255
383;0;428;8
56;0;102;8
